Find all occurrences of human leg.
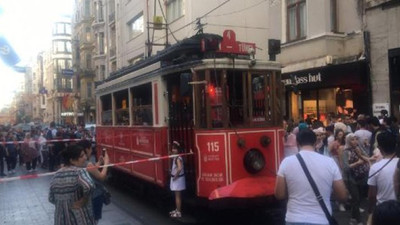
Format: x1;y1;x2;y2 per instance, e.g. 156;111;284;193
92;194;104;222
32;157;38;170
26;161;32;171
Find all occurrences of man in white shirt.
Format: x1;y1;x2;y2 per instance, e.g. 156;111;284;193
368;131;399;215
275;129;348;225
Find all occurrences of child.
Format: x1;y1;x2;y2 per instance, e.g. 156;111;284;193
169;141;185;218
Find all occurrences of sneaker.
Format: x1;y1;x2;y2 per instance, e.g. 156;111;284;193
170;211;181;218
339;204;346;212
169;209;177;216
359;207;365;213
27;170;32;173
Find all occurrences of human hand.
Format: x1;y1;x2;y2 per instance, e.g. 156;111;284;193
103;152;109;165
72;197;88;209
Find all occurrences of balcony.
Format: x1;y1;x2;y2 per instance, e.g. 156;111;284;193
109;12;115;25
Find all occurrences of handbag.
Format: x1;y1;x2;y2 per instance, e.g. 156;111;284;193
296;153;338;225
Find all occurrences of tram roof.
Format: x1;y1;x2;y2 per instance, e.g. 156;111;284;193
96;33;281;95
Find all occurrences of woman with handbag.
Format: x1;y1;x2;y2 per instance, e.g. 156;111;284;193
342;133;370;225
78;140;109;225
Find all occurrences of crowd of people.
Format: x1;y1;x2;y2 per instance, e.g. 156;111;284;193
278;110;400;225
0;121;95;177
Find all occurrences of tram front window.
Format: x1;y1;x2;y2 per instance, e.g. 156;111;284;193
227;70;244;126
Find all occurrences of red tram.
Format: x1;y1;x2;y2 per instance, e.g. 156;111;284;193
95;30;284;203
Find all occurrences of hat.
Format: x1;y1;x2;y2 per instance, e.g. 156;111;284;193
313;127;325;134
298;123;308;131
334;122;346;132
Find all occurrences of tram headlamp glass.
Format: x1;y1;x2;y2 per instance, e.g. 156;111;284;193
243;149;265;174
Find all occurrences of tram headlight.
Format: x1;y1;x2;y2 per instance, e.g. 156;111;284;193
243;149;265;174
260;135;271;148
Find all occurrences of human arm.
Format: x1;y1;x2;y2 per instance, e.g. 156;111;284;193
394;165;400;200
332;179;348;202
274;175;288;200
87;152;109;181
173;157;183;181
368;185;377;214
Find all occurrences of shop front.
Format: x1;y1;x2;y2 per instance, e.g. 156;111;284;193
281;61;370;124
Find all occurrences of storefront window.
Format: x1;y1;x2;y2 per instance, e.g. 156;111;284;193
300;88;353;124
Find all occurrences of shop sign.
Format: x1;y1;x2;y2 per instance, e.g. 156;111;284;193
282;72;322;86
61;112;84;117
62;69;74;76
372;103;390;117
281;61;366;89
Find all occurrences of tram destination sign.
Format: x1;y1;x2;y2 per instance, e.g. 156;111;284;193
217;30;256;55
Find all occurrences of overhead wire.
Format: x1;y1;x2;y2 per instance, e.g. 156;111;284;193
157;0;178;42
205;0;267;18
126;0;233;55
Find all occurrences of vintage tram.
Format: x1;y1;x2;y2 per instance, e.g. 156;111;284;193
95;30;284;204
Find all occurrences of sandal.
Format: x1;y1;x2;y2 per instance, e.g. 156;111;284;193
170;211;181;218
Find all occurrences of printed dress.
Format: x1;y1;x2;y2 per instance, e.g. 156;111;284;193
170;156;186;191
49;166;95;225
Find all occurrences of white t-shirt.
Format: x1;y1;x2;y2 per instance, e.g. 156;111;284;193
367;158;399;204
277;150;342;224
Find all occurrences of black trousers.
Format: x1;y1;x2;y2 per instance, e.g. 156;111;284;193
26;157;38;171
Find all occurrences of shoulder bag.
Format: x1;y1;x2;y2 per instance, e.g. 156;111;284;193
296;153;338;225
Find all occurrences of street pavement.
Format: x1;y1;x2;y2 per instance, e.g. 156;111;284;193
1;163;371;225
0;165;142;225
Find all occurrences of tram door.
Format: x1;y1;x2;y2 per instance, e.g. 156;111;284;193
167;73;195;193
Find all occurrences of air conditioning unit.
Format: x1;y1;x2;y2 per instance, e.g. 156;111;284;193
325;55;333;65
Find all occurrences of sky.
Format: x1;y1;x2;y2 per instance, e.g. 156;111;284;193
0;0;74;109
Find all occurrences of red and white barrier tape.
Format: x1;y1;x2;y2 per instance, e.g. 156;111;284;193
0;138;82;145
0;152;193;183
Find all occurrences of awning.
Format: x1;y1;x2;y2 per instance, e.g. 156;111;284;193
208;176;276;200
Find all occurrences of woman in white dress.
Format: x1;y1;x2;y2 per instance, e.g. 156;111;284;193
169;141;185;218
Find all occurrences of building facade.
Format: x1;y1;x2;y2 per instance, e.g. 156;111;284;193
44;16;80;125
72;0;96;124
364;0;400;119
275;0;370;123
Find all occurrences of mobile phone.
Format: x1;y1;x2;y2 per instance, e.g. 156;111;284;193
102;148;107;157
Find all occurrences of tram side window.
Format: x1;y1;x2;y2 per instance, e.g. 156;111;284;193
115;89;129;125
227;70;244;126
132;83;153;125
101;94;112;125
